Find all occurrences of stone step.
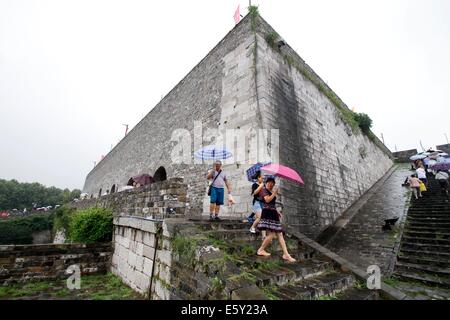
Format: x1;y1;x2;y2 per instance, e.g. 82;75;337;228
407;222;450;228
207;229;262;242
336;287;379;300
401;236;450;246
406;218;450;225
400;242;450;253
397;255;450;268
403;230;450;240
408;210;450;215
395;261;450;277
406;226;450;233
408;210;450;218
267;271;355;300
226;239;307;256
408;211;450;216
393;270;450;289
194;220;249;232
238;256;334;288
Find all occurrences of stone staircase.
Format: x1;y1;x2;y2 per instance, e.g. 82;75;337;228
393;173;450;288
168;219;381;300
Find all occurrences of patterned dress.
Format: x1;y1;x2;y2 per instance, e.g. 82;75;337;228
257;187;283;233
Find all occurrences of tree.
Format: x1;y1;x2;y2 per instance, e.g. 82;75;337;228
0;179;82;210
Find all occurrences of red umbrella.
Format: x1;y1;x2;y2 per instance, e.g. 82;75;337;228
260;164;304;185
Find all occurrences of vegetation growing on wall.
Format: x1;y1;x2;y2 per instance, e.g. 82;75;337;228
52;206;76;236
68;207;113;244
0;214;54;245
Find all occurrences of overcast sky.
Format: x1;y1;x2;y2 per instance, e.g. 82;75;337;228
1;0;449;190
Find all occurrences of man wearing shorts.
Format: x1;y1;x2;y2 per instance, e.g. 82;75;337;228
207;161;232;221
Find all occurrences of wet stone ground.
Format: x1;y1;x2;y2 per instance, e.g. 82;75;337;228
0;273;144;300
327;164;412;275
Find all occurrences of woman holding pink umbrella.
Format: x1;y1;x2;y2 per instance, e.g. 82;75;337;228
256;177;296;262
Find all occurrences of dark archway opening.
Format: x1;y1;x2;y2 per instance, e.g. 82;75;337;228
98;188;102;198
154;166;167;182
111;185;116;194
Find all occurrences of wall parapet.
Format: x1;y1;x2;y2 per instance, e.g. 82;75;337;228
0;243;112;285
71;178;188;219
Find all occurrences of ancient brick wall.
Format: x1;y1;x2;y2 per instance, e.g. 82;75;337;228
437;143;450;154
110;216;179;300
0;243;112;285
82;14;394;238
82;15;260;217
254;16;393;238
393;149;418;162
72;178;187;219
111;217;161;298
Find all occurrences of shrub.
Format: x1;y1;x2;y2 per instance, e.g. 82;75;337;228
53;206;76;235
0;214;54;245
353;113;373;133
68;207;113;244
265;32;279;50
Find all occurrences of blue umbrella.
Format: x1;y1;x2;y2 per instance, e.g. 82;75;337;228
246;162;272;182
410;154;427;161
194;145;233;161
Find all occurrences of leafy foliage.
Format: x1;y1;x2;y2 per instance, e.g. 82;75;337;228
265;31;279;50
68;207;113;244
53;206;76;236
0;214;54;245
354;112;373;133
0;179;81;210
248;5;259;31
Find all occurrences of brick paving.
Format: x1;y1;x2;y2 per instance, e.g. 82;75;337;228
327;165;412;276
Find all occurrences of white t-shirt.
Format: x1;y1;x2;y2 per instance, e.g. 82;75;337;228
436;171;449;180
416;168;427;179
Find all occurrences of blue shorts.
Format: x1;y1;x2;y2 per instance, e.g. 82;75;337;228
210;187;225;206
252;201;263;214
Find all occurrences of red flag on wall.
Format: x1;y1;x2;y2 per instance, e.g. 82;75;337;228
234;5;241;25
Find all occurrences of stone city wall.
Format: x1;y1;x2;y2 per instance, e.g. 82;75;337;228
0;243;112;285
254;16;394;238
393;149;418;162
71;178;187;219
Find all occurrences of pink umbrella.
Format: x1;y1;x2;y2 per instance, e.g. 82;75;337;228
260;164;304;185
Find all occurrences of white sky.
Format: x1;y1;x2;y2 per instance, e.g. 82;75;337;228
1;0;449;190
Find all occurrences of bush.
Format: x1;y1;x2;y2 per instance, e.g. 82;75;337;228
0;214;54;245
53;206;76;235
354;113;373;133
68;207;113;244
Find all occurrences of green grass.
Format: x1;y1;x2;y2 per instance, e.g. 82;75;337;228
0;273;142;300
318;293;339;300
261;284;280;300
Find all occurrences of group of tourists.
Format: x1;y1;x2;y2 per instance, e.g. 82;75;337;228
206;161;296;263
407;159;449;198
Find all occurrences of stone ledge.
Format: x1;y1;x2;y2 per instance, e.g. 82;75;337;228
286;226;411;300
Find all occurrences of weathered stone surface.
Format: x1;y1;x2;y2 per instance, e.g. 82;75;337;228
0;243;112;285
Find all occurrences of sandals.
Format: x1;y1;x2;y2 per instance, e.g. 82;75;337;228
257;250;271;257
282;255;297;263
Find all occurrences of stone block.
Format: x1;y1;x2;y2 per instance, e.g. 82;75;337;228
141;220;158;234
143;245;155;260
143;258;154;276
135;256;144;272
143;233;155;247
156;249;172;267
